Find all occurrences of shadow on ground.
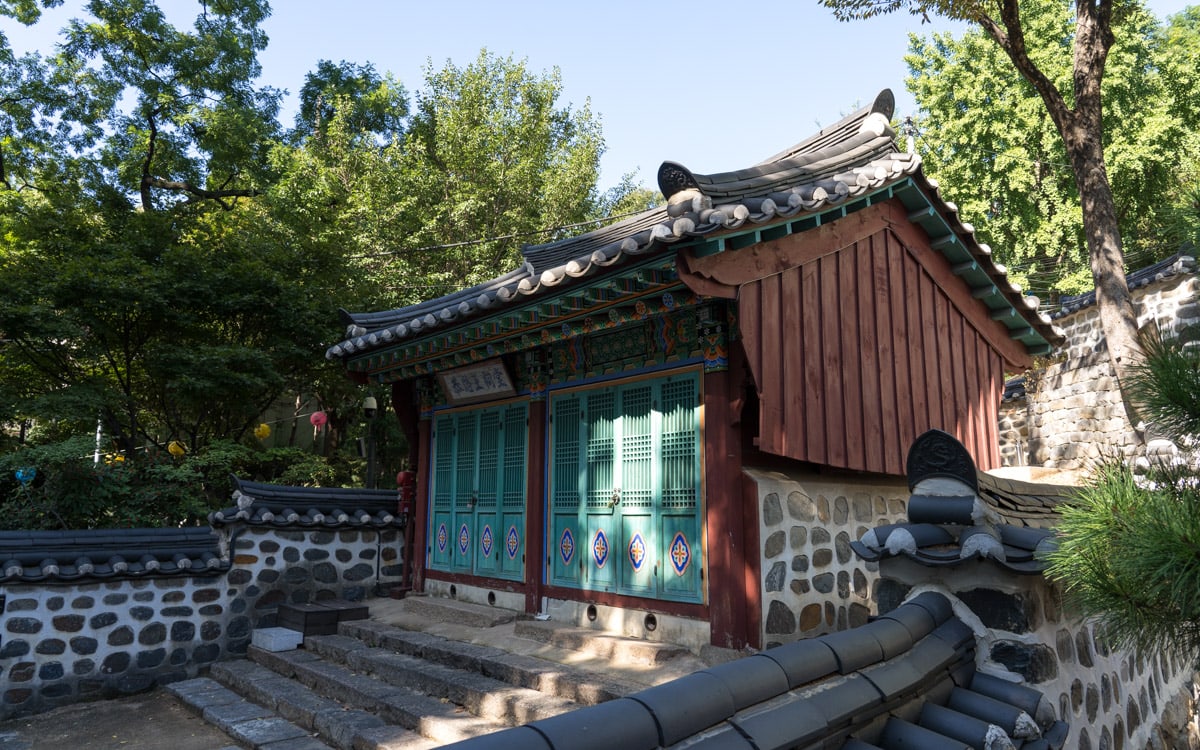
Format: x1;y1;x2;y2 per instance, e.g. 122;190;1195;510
0;688;238;750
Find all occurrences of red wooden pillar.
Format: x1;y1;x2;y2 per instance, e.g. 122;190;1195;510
705;349;757;649
524;399;547;614
410;416;432;593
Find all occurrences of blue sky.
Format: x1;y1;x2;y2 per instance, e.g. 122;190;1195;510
5;0;1194;191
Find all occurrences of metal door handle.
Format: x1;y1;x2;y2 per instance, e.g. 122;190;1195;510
610;488;621;508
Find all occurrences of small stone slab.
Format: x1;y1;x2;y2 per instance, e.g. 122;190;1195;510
354;724;442;750
260;738;331;750
254;626;305;652
226;716;311;747
167;678;244;715
314;706;388;748
203;698;276;733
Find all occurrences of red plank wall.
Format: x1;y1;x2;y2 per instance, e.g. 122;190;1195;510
676;198;1035;475
737;225;1005;473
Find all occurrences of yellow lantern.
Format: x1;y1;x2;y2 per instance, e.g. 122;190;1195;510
254;423;271;440
167;440;186;458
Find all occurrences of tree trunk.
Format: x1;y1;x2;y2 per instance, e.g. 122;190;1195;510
1062;120;1144;435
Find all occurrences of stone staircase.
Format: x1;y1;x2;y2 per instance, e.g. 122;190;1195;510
166;596;711;749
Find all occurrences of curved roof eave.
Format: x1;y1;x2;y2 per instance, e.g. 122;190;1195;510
325;89;1062;362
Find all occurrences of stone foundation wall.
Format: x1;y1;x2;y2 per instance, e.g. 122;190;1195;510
0;526;403;719
747;466;909;648
877;558;1199;750
1000;266;1200;469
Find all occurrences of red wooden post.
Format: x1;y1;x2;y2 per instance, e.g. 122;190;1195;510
410;417;432;593
524;399;547;615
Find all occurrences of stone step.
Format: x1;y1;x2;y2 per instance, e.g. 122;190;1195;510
249;645;505;746
513;619;690;667
340;618;637;706
306;633;578;725
166;676;333;750
399;596;519;628
210;659;436;750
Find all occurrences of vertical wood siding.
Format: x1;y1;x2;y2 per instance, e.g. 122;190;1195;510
740;226;1004;473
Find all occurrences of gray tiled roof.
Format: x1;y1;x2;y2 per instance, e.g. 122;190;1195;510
208;476;402;529
440;591;1068;750
0;527;227;584
327;90;1062;363
851;430;1073;573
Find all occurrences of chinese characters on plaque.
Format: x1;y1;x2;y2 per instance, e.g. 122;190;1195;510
436;360;516;405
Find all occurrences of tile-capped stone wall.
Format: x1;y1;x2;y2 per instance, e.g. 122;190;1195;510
1000;266;1200;469
748;467;908;647
0;526;403;719
877;562;1199;750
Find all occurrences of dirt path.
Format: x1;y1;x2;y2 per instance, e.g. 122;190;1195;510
0;688;237;750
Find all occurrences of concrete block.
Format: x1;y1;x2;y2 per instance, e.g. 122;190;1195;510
253;627;304;652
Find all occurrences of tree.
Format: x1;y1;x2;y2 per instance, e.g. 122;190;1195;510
294;59;408;144
389;50;610;296
823;0;1149;410
1045;329;1200;659
0;0;340;456
905;2;1200;296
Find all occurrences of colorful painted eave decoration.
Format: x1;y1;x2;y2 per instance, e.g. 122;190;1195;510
348;281;701;383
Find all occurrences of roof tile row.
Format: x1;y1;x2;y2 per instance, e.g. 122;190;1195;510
442;592;1066;750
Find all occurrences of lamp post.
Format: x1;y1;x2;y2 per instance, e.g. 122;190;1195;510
363;395;378;489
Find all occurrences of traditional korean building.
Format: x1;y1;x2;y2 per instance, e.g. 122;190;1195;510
325;90;1062;651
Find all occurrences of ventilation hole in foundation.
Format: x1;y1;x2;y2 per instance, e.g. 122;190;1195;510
487;591;496;606
449;585;457;599
586;604;598;622
644;613;658;633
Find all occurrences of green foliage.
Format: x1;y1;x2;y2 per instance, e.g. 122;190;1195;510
1126;327;1200;441
390;49;609;297
1046;461;1200;659
1;7;629;530
295;59;408;144
0;436;358;530
904;0;1200;295
1045;330;1200;660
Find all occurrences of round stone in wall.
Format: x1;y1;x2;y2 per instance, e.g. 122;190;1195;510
764;531;786;559
787;491;816;522
789;526;807;549
765;600;796;635
763;493;782;526
765;561;787;592
799;603;822;632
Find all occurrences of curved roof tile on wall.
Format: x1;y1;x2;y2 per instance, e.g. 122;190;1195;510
327;90;1062;363
0;527;228;584
441;591;1068;750
1053;254;1196;319
208;476;403;529
851;430;1072;573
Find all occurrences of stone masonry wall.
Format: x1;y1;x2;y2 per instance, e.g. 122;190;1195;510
1000;268;1200;469
747;467;909;649
877;558;1199;750
0;526;403;720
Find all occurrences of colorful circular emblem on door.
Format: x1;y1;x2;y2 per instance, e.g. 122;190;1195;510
670;531;691;575
559;528;574;565
437;523;448;553
458;524;470;555
481;524;493;558
506;526;520;559
628;532;647;572
592;529;609;568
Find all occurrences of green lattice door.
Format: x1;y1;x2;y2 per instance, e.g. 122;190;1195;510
547;372;702;604
428;402;528;581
